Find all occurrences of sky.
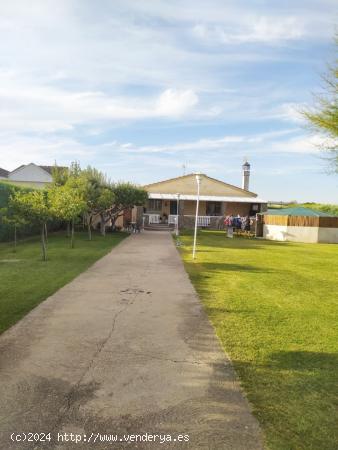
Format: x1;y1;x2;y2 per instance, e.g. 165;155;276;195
0;0;337;202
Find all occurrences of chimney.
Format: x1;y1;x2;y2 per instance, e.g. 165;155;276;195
242;160;250;190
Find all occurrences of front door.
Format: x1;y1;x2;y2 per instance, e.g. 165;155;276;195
170;201;177;215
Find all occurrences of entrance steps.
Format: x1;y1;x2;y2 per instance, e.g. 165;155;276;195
144;223;174;232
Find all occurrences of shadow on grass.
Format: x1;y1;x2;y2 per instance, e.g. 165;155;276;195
232;350;338;450
267;350;338;372
180;230;303;249
200;262;276;273
198;239;295;250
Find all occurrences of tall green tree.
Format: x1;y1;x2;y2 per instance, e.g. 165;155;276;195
104;183;148;231
0;206;28;252
9;190;52;261
49;185;86;248
303;34;338;172
80;167;115;239
51;164;69;186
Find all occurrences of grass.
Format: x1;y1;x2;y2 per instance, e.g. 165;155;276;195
0;231;127;334
177;230;338;450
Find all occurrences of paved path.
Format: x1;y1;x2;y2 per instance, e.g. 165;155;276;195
0;231;263;450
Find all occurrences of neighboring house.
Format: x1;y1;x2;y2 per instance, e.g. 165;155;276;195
141;162;267;229
2;163;66;188
0;168;9;180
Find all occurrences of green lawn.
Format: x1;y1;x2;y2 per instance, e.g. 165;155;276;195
177;231;338;450
0;231;127;334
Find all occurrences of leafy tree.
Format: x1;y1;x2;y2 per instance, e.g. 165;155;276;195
79;167;115;239
51;165;69;186
303;34;338;172
49;185;86;248
0;206;28;252
103;183;148;232
96;187;116;236
59;161;86;239
9;190;52;261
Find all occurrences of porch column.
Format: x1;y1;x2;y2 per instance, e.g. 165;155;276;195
221;202;226;216
178;200;184;228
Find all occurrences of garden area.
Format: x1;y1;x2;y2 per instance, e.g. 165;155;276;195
0;231;127;334
177;230;338;450
0;163;147;333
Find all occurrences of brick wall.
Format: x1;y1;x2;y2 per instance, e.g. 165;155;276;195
225;202;251;216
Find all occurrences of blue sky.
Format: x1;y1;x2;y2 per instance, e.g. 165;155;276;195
0;0;337;202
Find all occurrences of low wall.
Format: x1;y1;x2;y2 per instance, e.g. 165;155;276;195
318;227;338;243
263;224;338;243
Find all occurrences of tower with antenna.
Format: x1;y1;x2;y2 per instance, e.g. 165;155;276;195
242;159;250;191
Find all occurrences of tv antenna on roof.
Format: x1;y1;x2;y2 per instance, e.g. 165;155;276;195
182;163;187;176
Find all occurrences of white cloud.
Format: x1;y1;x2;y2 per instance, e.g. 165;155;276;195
98;129;322;156
192;16;304;45
276;103;307;123
0;74;201;134
0;136;93;171
0;129;322;173
267;134;332;155
156;89;198;117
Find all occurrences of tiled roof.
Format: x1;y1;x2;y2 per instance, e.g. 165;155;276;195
39;165;68;175
0;167;9;178
11;164;67;175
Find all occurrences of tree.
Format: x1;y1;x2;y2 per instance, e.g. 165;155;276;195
79;167;115;239
9;190;52;261
58;161;86;240
104;183;148;231
302;33;338;173
51;164;69;186
49;185;86;248
0;206;28;252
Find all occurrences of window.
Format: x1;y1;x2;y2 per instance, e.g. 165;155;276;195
206;202;222;216
148;199;162;211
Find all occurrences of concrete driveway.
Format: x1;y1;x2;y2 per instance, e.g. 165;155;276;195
0;231;263;450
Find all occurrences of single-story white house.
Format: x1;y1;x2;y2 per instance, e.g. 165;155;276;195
0;168;9;180
0;163;66;188
141;163;267;230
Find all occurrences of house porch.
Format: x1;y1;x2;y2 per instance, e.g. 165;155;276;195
143;197;267;229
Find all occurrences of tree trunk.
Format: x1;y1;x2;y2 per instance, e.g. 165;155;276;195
100;213;106;236
44;222;48;243
41;223;47;261
67;221;70;237
71;218;75;248
87;217;92;241
13;224;17;253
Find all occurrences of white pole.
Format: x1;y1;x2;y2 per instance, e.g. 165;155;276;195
192;174;201;259
175;193;180;236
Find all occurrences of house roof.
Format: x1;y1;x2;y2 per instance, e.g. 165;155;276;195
148;193;266;203
11;164;25;173
144;173;261;199
263;207;333;217
39;165;67;174
11;163;67;176
0;167;9;178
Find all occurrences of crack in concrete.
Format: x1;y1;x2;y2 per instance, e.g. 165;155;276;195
110;347;210;366
50;286;140;434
